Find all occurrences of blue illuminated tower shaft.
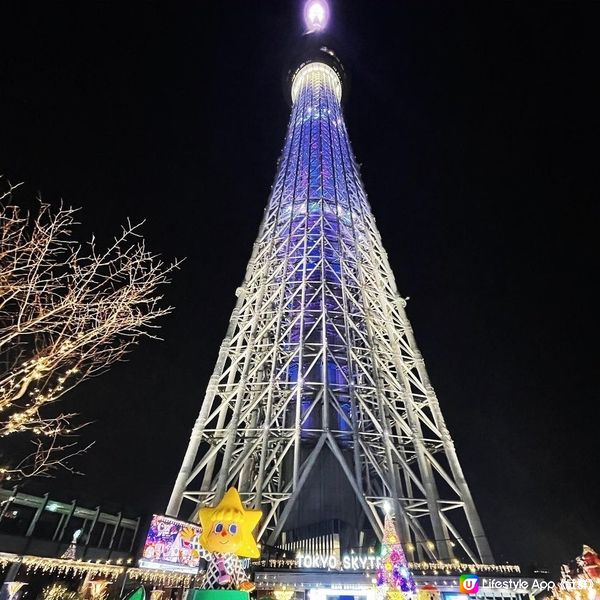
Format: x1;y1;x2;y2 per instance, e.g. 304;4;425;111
167;54;493;563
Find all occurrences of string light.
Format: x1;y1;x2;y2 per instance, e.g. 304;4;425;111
250;556;520;575
127;567;201;588
0;552;19;568
21;556;124;579
408;562;521;574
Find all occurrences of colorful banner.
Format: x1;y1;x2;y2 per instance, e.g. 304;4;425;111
139;515;202;573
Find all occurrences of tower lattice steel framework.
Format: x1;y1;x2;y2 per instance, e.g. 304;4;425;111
167;32;493;564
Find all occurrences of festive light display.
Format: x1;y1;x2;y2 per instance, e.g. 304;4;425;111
60;529;83;561
87;580;110;600
61;545;77;560
410;562;520;574
249;555;519;574
376;513;416;600
552;545;600;600
42;583;80;600
0;552;15;569
21;556;124;579
127;568;200;589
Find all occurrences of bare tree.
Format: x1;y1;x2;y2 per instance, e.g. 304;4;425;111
0;178;181;479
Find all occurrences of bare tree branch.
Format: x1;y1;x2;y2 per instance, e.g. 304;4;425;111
0;177;181;479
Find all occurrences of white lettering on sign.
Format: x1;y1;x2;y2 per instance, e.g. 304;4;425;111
296;554;381;571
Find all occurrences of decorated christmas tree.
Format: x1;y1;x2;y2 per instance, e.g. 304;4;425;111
376;512;416;600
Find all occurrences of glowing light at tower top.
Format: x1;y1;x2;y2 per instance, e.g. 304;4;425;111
304;0;329;32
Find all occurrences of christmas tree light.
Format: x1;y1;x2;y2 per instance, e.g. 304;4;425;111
377;512;416;600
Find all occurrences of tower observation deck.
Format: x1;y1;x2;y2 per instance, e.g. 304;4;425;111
167;2;493;564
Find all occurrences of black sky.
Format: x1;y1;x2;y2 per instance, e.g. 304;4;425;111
0;0;597;573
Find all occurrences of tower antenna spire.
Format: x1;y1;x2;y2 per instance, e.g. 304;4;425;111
304;0;329;33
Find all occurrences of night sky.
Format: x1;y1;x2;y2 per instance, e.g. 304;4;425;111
0;1;597;573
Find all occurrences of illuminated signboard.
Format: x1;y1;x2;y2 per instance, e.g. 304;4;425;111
139;514;202;573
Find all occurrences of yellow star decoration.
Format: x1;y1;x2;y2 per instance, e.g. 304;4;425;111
198;487;262;558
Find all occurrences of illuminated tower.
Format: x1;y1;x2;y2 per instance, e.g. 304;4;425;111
167;1;493;563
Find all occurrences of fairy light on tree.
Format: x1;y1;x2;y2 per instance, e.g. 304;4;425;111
0;178;181;479
376;510;416;600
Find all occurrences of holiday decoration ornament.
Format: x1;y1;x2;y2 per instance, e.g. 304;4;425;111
377;512;416;599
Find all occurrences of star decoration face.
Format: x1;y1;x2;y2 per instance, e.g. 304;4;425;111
198;487;262;558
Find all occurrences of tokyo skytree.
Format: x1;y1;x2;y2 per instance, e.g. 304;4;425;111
167;1;493;564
